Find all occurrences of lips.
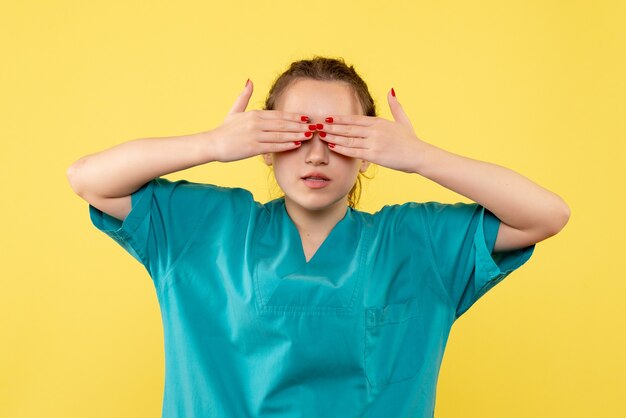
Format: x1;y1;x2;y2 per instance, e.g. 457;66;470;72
301;172;331;189
301;172;330;181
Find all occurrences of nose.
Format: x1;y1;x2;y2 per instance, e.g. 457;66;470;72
304;134;329;165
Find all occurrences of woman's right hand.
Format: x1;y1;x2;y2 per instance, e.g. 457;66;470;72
203;79;314;163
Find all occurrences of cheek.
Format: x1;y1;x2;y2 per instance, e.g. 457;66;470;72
272;154;298;181
335;156;362;174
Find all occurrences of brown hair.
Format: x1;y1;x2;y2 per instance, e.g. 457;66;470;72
263;56;377;208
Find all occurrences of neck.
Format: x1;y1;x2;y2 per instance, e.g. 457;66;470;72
283;197;349;237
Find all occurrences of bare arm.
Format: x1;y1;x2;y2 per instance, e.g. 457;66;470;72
66;131;213;221
67;80;314;221
411;141;570;252
67;132;210;198
318;90;570;252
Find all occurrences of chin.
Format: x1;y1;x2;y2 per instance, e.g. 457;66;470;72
294;196;348;212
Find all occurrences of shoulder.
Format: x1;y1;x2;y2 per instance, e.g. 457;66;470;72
356;202;429;234
147;178;264;221
149;177;256;204
152;177;253;197
367;201;485;231
370;201;448;222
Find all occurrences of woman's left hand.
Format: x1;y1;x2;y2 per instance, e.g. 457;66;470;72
319;88;428;173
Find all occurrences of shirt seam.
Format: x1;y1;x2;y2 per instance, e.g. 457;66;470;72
417;205;456;311
156;188;213;294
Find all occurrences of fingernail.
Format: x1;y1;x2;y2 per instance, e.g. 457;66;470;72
325;117;334;123
391;87;396;97
308;124;317;130
319;131;327;138
245;78;250;87
301;115;310;122
294;141;302;146
328;143;335;148
316;123;324;130
304;131;312;138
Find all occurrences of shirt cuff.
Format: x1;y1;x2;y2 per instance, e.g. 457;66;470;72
88;180;154;267
457;207;536;318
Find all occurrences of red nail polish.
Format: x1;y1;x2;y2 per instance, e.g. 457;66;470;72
391;87;396;97
294;141;302;146
328;143;335;148
319;131;327;138
304;131;312;138
325;117;334;123
316;123;324;130
309;124;317;130
301;115;309;122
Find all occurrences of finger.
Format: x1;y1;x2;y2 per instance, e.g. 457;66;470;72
322;114;375;126
258;119;316;133
321;123;369;138
256;130;314;143
260;141;303;153
326;143;366;159
256;109;311;123
228;79;254;115
318;132;367;149
387;88;415;129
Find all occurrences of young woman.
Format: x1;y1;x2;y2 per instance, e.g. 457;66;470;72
68;57;570;417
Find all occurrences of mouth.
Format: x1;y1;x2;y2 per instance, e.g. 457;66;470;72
301;173;330;182
301;172;330;188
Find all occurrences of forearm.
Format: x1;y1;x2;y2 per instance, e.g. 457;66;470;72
67;130;213;198
411;141;570;233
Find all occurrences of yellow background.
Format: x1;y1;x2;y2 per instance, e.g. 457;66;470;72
2;0;624;416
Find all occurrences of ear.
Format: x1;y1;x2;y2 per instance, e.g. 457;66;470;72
262;153;273;166
359;160;370;173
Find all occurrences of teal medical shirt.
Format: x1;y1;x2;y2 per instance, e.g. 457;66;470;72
89;177;535;418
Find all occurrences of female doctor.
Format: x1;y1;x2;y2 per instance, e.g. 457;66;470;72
68;57;570;417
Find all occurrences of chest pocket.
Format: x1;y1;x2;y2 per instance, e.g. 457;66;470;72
364;296;425;386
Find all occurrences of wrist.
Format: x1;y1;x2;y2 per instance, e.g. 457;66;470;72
407;139;437;175
194;129;219;163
